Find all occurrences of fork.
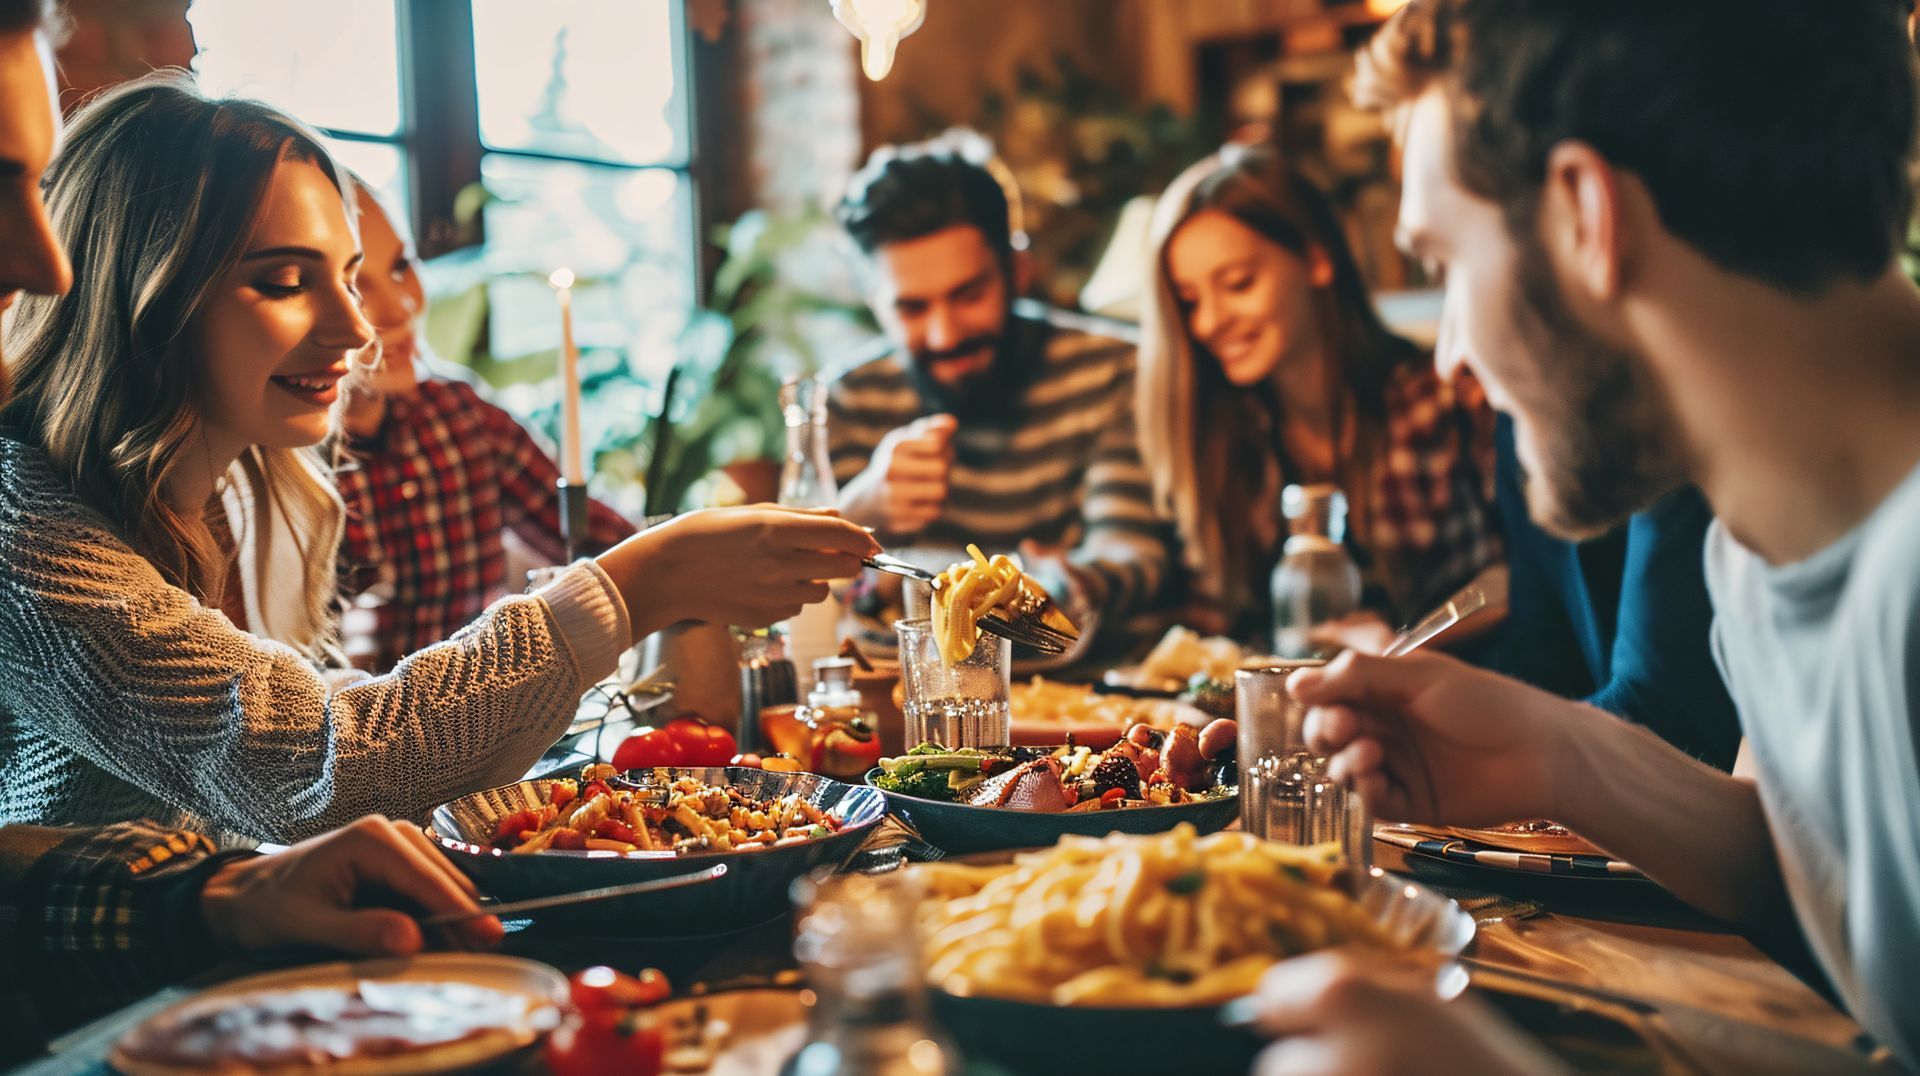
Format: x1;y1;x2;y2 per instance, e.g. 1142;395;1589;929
862;555;1075;654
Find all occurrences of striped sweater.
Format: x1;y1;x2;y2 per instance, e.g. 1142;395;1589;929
0;436;629;843
826;304;1169;618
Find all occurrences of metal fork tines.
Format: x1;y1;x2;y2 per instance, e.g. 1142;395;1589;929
863;555;1074;653
978;613;1070;654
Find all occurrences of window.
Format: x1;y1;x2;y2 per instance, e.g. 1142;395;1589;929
468;1;696;389
185;1;700;510
188;0;410;219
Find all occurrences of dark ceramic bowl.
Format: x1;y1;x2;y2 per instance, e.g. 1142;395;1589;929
429;767;886;934
865;755;1239;855
927;863;1476;1073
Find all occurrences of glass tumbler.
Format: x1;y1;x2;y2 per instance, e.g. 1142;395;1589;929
893;618;1011;749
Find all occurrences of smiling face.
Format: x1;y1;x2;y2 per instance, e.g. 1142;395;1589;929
352;185;425;399
1164;208;1323;387
1398;88;1684;538
867;223;1015;417
0;30;71;339
190;154;373;456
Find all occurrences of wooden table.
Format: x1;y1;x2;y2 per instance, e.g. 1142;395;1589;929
20;811;1893;1075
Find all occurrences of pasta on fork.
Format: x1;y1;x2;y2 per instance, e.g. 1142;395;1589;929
929;544;1076;663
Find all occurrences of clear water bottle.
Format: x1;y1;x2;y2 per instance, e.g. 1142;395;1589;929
779;377;844;695
1269;484;1362;659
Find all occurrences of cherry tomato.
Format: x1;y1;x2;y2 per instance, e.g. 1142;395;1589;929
701;724;738;767
663;717;736;766
729;752;763;769
568;965;672;1016
613;727;683;771
548;780;578;811
545;1012;663;1076
550;829;587;851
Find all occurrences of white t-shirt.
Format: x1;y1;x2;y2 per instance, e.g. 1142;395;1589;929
1705;458;1920;1067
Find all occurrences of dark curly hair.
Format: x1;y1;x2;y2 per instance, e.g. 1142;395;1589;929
836;130;1017;263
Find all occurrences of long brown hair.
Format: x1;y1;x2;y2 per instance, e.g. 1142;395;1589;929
1138;145;1424;604
1;73;350;660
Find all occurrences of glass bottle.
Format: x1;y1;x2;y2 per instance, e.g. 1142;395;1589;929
789;870;960;1076
1269;483;1362;659
779;377;844;695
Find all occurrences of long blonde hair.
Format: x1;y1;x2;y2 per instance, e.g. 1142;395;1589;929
1138;146;1423;604
1;74;350;662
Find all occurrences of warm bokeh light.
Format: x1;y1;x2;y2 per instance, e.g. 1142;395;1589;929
1366;0;1412;17
831;0;926;81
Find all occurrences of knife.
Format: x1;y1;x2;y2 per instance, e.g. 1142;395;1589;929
421;863;728;925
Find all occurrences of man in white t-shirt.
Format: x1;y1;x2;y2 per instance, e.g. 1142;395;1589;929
1237;2;1920;1072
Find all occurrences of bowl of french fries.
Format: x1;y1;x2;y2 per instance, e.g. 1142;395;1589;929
910;825;1474;1071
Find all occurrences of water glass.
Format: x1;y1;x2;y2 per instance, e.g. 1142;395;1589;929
790;870;959;1076
894;618;1011;749
1235;660;1371;865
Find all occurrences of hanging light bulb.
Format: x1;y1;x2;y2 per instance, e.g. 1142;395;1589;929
831;0;926;81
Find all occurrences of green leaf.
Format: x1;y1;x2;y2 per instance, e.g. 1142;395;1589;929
1165;869;1207;896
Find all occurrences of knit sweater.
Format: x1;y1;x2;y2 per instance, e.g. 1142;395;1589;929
0;436;630;843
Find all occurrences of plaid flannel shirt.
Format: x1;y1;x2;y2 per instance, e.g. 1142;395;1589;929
1215;364;1500;628
0;821;247;1062
337;378;634;673
1347;365;1501;620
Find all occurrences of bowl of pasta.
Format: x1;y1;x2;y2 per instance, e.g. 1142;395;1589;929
911;825;1475;1071
428;765;887;934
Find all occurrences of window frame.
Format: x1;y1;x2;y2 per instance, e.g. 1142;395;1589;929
391;0;706;303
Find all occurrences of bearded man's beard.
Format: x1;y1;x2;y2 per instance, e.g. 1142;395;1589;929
1509;234;1690;540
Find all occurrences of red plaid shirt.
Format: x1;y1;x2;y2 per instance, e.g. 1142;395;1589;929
336;378;634;672
1224;364;1499;628
1358;365;1502;619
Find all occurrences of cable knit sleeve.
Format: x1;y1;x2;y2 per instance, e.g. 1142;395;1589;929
0;441;630;843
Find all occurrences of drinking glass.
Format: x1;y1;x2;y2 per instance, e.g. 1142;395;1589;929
790;870;959;1076
893;618;1011;749
1235;660;1370;865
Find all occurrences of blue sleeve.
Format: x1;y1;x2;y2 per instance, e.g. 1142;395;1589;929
1480;416;1597;700
1586;487;1742;769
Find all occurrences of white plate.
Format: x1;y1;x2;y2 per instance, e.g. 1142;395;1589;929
110;953;567;1076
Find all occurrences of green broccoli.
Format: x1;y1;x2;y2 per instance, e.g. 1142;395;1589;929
871;768;958;801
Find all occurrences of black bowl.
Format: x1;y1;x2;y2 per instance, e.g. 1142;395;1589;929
865;761;1238;855
429;767;887;934
925;863;1476;1073
929;991;1267;1073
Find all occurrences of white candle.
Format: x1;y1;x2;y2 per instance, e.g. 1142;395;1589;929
549;268;585;485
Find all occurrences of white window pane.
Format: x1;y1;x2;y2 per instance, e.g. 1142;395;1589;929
472;0;686;167
188;0;401;136
323;139;408;227
478;155;692;383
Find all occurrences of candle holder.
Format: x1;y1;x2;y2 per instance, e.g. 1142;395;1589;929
556;478;590;563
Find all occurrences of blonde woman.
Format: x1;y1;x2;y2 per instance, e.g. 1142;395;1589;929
1137;145;1499;637
0;75;876;842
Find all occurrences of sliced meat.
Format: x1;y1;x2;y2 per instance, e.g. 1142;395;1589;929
967;757;1070;812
